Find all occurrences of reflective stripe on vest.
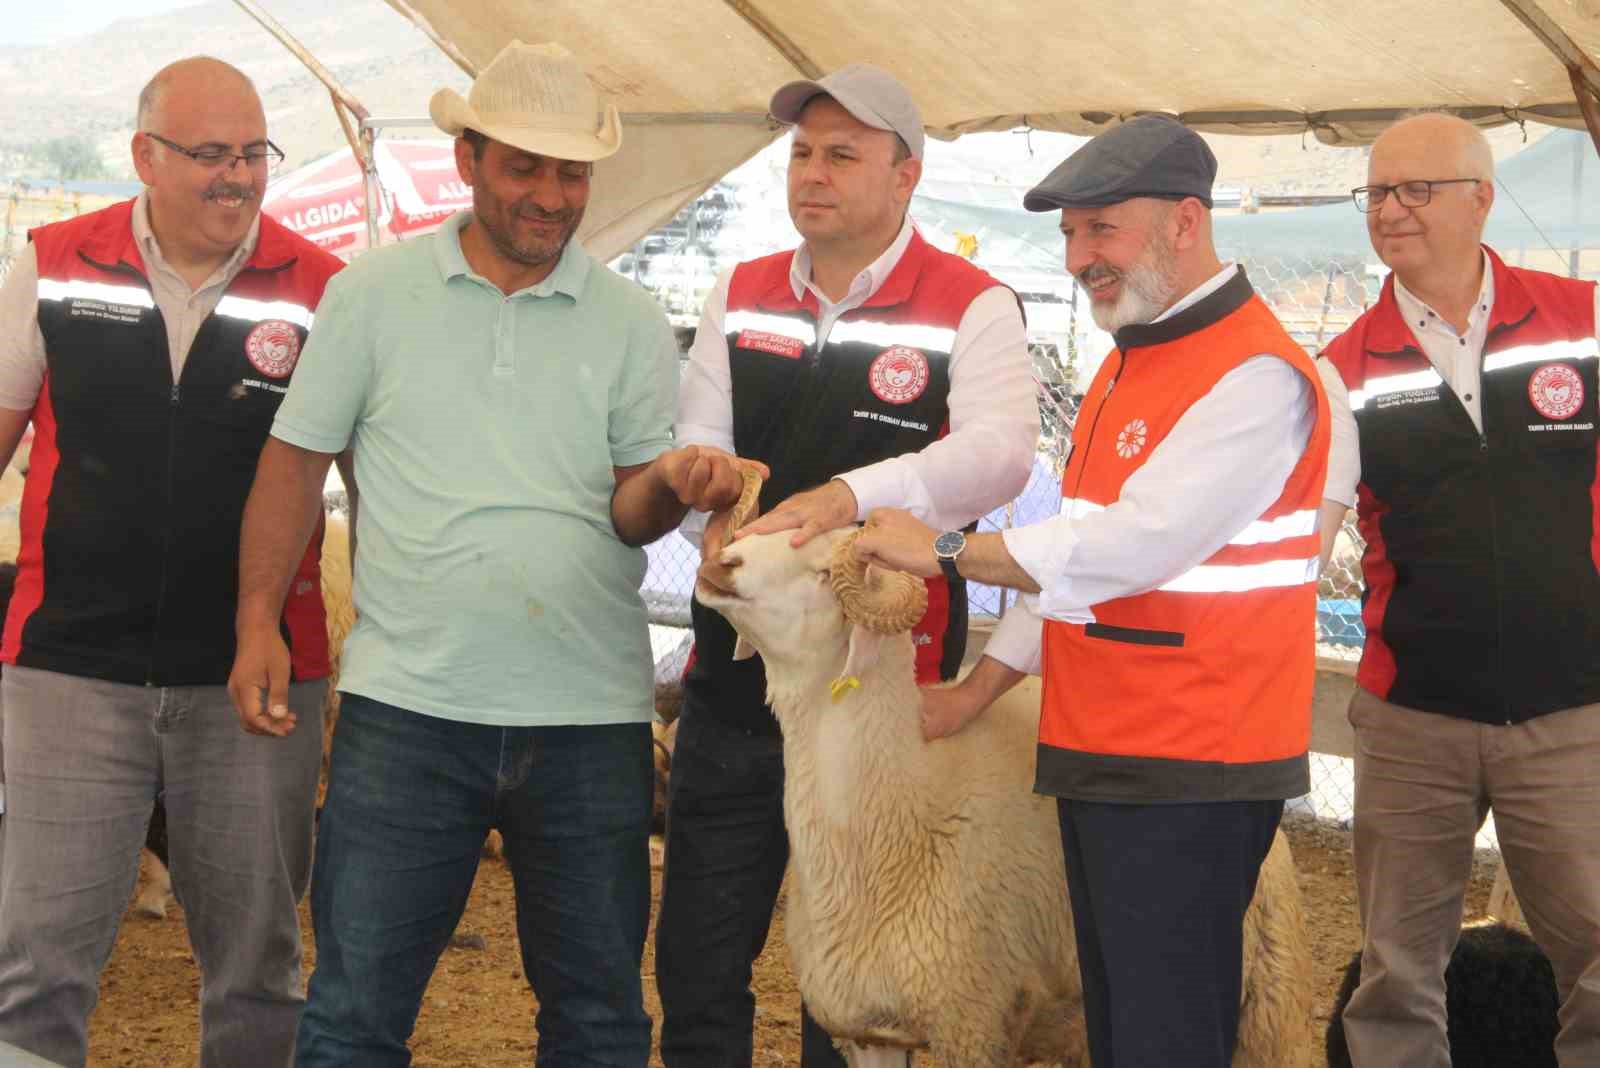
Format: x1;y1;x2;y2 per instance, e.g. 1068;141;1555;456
1059;496;1318;592
1481;336;1599;373
214;294;315;329
1351;338;1600;409
37;278;155;308
826;319;957;352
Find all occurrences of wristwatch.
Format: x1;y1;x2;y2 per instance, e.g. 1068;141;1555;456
933;530;967;582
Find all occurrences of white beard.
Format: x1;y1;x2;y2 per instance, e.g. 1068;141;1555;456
1084;240;1180;333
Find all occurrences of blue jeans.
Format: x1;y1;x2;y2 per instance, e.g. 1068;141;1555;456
655;708;844;1067
297;694;654;1068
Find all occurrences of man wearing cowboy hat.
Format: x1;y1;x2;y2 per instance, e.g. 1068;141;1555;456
657;63;1038;1066
229;41;755;1066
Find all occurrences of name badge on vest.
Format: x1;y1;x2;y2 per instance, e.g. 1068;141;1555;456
738;329;806;360
66;297;144;325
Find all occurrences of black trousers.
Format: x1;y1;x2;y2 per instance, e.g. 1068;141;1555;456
655;709;846;1068
1057;796;1284;1068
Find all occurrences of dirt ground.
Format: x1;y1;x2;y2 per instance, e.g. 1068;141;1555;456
88;815;1497;1067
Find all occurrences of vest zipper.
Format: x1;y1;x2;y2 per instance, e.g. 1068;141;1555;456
147;380;180;686
1476;335;1511;723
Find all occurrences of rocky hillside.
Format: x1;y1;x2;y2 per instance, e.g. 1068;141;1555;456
0;1;1552;190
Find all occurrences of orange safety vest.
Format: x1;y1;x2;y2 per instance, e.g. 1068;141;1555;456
1037;271;1331;802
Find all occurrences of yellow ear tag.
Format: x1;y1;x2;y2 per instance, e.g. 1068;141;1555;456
829;675;862;703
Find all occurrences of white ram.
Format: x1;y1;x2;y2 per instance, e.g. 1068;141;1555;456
695;525;1312;1067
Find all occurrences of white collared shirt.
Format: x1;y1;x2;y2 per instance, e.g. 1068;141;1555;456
677;214;1040;541
1316;257;1600;508
984;264;1316;674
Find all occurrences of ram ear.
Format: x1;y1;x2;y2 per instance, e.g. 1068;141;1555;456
839;625;888;687
732;633;756;661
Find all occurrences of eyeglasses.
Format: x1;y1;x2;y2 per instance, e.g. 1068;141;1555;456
142;132;286;176
1351;178;1481;213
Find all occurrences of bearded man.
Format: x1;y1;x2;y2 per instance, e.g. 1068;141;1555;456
856;114;1331;1068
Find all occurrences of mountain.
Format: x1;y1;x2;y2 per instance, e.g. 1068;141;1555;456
0;1;1553;192
0;0;470;179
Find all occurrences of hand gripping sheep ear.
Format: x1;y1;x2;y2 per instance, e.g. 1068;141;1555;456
828;529;927;700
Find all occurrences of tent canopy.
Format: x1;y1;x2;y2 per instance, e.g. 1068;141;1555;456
911;129;1600;272
267;1;1600;258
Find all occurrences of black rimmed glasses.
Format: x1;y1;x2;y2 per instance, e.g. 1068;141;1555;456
1351;178;1481;213
142;131;286;176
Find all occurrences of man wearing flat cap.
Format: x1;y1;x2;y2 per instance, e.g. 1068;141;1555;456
229;41;754;1065
657;63;1038;1065
857;113;1331;1067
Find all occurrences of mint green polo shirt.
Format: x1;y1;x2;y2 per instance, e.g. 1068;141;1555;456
272;213;678;726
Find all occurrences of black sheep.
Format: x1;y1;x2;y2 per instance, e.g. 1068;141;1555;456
1326;922;1559;1068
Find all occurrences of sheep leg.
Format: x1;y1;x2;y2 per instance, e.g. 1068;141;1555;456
839;1044;910;1068
133;848;172;920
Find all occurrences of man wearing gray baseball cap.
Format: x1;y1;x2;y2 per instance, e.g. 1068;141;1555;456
656;63;1038;1066
855;114;1333;1067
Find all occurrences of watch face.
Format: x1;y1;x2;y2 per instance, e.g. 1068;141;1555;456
934;530;966;558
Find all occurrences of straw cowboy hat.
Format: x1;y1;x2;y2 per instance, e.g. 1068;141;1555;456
429;41;622;162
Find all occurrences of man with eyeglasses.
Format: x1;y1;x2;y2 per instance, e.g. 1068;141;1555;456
0;56;344;1067
1318;111;1600;1066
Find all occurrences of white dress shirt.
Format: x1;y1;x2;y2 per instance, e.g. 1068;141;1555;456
984;264;1316;675
677;214;1040;542
1316;257;1600;508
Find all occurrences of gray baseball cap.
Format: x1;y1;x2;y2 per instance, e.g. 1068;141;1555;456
769;63;925;160
1023;114;1217;212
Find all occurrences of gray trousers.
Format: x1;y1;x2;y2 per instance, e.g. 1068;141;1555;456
0;665;324;1068
1342;688;1600;1068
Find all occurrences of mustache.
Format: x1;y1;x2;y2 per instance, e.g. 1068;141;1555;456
203;181;257;203
510;205;575;225
1077;262;1122;286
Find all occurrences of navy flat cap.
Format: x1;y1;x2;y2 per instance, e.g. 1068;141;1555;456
1023;114;1217;212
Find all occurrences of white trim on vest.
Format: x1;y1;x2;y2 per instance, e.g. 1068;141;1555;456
1482;337;1600;374
213;295;315;329
37;278;155;309
1061;497;1316;547
826;319;957;353
1158;555;1319;594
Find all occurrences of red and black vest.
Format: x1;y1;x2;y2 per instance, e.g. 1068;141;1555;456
683;230;1009;729
4;199;342;686
1323;247;1599;724
1039;270;1330;802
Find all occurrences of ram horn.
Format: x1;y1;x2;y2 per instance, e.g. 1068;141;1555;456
724;465;764;662
728;465;762;532
829;529;928;634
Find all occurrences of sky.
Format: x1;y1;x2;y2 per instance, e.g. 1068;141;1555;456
0;0;206;48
